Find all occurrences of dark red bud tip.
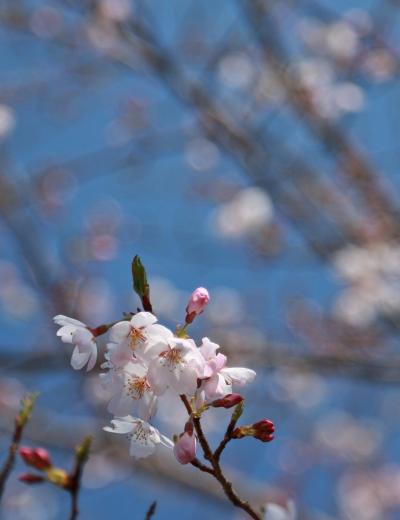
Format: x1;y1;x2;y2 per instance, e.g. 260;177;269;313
255;433;274;442
184;311;196;325
90;324;108;337
184;420;194;435
19;447;52;470
211;394;244;409
19;473;45;484
252;419;275;442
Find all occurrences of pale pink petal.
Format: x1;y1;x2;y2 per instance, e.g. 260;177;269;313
221;367;256;386
199;337;219;360
130;312;157;329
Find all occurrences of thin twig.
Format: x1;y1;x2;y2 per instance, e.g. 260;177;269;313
0;393;38;500
145;501;157;520
214;402;243;461
190;457;215;475
180;396;261;520
68;436;92;520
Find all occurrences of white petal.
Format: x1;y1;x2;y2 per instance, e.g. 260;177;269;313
124;361;147;378
109;321;131;343
103;418;134;435
53;315;86;327
86;343;97;371
72;327;94;347
170;363;198;395
129;437;156;458
130;312;157;329
71;346;90;370
57;325;78;336
147;358;169;396
107;342;134;368
146;324;173;342
56;324;78;341
221;367;256;386
139;338;169;362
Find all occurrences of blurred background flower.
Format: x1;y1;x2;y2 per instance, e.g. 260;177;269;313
1;0;400;518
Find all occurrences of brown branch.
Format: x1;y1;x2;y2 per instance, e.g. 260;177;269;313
190;457;215;476
180;395;261;520
214;402;243;461
145;501;157;520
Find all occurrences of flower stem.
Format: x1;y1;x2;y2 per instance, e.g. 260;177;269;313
214;402;243;461
145;501;157;520
67;436;92;520
0;393;38;501
180;395;261;520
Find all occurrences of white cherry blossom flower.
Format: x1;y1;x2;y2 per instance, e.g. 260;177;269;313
199;337;256;399
103;360;157;420
264;501;296;520
107;312;173;367
103;416;173;458
147;338;205;396
53;315;97;371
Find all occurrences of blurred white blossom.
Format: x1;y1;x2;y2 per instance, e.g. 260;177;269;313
218;51;254;89
213;187;273;239
333;242;400;326
0;105;16;139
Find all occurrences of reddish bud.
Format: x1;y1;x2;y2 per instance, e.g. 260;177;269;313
232;419;275;442
252;419;275;442
211;393;244;409
19;447;52;470
185;287;210;324
19;473;45;485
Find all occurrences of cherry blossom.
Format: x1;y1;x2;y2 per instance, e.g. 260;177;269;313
147;337;205;396
53;315;97;371
103;360;157;420
107;312;173;367
103;416;173;458
198;337;256;400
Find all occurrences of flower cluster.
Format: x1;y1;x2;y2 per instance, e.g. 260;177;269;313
54;285;259;461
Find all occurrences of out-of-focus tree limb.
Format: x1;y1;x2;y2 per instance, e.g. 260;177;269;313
2;343;400;383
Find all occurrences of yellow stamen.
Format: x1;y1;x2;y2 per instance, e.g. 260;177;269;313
125;376;150;399
129;327;146;351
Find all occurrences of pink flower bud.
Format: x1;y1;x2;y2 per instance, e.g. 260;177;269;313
185;287;210;323
173;431;197;465
19;473;45;484
19;447;52;470
252;419;275;442
211;393;244;409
